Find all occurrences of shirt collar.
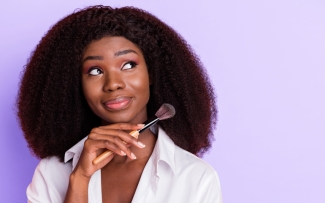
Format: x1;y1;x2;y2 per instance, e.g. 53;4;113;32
64;136;87;170
132;125;176;201
152;125;176;175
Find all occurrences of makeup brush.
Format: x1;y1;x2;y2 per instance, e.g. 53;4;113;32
92;103;176;165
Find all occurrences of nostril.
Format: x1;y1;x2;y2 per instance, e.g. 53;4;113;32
103;80;125;92
102;71;126;92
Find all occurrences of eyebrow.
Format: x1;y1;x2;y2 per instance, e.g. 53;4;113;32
114;49;138;57
83;55;103;63
83;49;138;63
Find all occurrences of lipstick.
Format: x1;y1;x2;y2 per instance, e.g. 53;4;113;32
103;97;132;110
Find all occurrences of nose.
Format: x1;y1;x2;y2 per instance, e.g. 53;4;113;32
103;71;126;92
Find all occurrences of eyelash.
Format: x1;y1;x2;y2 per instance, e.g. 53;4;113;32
88;61;138;76
87;61;137;76
87;67;102;76
121;61;137;70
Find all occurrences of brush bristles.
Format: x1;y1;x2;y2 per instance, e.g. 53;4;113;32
155;103;176;120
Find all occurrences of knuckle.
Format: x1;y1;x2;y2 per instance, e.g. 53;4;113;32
117;129;124;137
114;136;120;143
88;133;95;139
104;140;110;146
108;143;118;151
104;141;111;147
125;147;131;153
84;139;92;148
127;136;137;143
105;141;113;147
91;127;99;134
125;136;135;144
103;140;113;149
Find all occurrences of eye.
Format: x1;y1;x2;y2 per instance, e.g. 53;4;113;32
88;67;103;76
121;61;137;70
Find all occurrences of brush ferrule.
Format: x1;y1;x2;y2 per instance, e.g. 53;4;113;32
139;117;159;133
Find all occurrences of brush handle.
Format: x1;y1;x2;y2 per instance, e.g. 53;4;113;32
92;130;140;165
139;117;159;133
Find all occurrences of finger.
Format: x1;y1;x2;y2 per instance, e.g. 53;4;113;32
88;129;145;149
99;123;144;131
101;138;130;157
111;136;137;160
84;139;126;157
95;135;140;160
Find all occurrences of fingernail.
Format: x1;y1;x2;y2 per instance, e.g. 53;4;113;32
121;150;126;156
137;124;145;127
137;141;146;148
131;153;137;159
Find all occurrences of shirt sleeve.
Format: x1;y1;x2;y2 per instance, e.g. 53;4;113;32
197;170;223;203
26;159;52;203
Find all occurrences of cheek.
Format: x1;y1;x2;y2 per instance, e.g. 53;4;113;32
82;87;92;102
82;84;103;116
81;78;90;98
133;73;150;92
127;72;150;104
81;78;99;104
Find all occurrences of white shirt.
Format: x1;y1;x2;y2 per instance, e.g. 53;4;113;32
27;126;222;203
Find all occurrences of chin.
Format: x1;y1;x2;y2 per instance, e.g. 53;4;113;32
101;111;147;125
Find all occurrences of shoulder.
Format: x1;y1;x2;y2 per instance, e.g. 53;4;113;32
35;156;72;182
174;145;219;179
174;146;222;202
158;126;219;180
38;156;71;171
27;156;71;203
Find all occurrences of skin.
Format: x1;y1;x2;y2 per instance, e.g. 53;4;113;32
64;36;157;203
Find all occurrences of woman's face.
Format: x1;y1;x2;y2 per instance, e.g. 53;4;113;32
81;36;150;125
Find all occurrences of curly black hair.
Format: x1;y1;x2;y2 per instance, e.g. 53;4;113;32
17;5;217;162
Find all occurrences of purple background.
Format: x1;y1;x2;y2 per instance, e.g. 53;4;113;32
1;0;325;202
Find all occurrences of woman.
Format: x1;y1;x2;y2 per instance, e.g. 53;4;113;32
17;5;222;203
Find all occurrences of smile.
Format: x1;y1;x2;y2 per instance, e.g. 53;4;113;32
103;96;133;111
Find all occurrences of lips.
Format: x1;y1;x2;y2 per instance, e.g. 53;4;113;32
103;97;133;110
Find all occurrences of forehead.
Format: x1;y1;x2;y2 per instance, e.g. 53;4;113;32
83;36;142;56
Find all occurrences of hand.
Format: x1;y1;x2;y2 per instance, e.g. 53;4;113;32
72;123;145;180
